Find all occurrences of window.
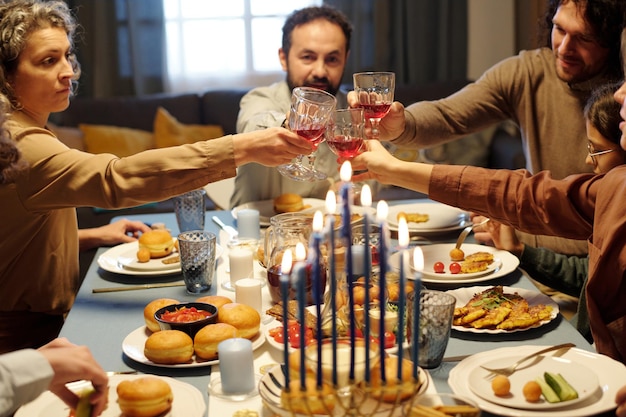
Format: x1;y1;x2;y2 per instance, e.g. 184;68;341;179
162;0;322;92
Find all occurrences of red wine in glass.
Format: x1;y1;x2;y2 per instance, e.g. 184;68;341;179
327;134;364;158
295;127;326;147
361;103;391;119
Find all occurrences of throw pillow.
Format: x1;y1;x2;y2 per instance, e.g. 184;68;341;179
80;124;154;157
153;106;224;148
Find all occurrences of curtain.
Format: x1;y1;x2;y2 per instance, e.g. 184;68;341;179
67;0;165;98
325;0;468;86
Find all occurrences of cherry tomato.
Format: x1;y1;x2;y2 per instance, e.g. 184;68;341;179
273;330;285;343
382;331;396;349
449;262;461;274
433;261;445;273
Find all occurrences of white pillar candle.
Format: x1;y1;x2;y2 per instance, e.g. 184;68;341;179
236;209;260;239
351;244;366;277
235;278;262;314
217;338;255;394
229;248;253;288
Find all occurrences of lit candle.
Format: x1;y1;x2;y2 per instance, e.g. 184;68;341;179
360;184;372;382
310;210;324;388
412;247;424;379
376;200;389;382
294;242;307;390
325;190;338;386
280;249;293;390
339;161;356;381
397;217;409;380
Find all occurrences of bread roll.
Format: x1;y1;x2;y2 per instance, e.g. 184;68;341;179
143;298;180;333
273;193;304;213
369;356;417;402
116;376;173;417
144;329;193;364
193;322;238;360
217;303;260;340
195;295;233;310
138;230;175;259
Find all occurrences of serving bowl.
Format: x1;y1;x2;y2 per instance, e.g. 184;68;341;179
154;302;218;338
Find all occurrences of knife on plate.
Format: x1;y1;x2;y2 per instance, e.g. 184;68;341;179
92;281;185;293
212;216;239;239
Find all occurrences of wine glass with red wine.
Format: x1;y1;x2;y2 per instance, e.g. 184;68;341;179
277;87;336;181
353;72;395;139
326;108;366;159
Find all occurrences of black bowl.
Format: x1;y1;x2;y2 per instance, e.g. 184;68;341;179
154;302;218;338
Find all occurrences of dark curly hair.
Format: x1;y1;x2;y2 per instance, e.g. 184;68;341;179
0;94;26;184
0;0;81;109
282;6;352;57
584;81;623;145
539;0;625;80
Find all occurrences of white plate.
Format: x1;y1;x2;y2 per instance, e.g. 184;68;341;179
447;286;559;334
389;244;520;284
449;346;626;417
98;241;223;276
259;362;431;417
232;198;326;226
387;203;469;231
15;374;205;417
468;355;599;410
122;325;265;368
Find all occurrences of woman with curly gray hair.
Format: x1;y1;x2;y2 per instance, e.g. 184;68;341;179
0;0;313;353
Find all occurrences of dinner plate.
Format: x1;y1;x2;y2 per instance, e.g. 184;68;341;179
468;355;599;410
387;202;469;231
388;244;520;284
447;286;559;334
98;241;223;276
449;345;626;416
15;374;205;417
122;325;265;368
232;198;326;226
259;362;432;417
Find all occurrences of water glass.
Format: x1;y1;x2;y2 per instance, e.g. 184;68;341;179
408;289;456;369
174;189;206;232
178;230;216;294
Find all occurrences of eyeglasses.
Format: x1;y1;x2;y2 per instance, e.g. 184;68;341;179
587;142;615;165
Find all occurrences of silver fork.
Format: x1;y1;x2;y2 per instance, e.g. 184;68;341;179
480;343;575;376
455;217;490;249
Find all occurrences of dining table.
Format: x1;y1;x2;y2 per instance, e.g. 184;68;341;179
56;199;617;417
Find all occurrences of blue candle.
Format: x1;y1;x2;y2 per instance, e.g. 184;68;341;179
376;200;389;382
397;217;409;380
325;191;338;386
279;250;293;390
412;247;424;379
310;211;324;388
339;161;356;381
361;185;372;382
293;243;307;390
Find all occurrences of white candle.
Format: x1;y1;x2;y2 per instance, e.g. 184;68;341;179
217;338;255;394
237;208;260;239
235;278;262;314
229;248;253;288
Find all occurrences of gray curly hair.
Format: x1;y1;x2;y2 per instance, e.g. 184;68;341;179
0;0;81;109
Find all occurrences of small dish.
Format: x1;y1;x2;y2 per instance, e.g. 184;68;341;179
154;302;218;338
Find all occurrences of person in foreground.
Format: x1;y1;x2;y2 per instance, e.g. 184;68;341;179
0;0;313;353
0;338;108;417
348;28;626;367
230;5;351;208
475;81;626;342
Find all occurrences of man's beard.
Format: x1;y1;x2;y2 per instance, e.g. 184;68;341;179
286;75;340;96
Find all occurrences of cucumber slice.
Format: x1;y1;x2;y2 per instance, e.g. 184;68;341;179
544;372;578;401
535;377;560;403
74;388;95;417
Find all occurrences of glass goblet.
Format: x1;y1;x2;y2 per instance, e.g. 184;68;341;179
353;72;395;139
277;87;336;182
326;108;366;159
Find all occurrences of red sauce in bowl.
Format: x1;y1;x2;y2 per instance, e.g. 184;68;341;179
160;306;212;323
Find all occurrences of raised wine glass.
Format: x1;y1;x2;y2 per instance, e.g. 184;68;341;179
326;108;366;159
353;71;395;139
277;87;336;181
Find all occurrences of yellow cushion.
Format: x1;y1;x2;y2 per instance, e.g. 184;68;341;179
153;106;224;148
80;124;154;157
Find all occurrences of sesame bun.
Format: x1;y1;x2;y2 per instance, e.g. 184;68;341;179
193;322;238;360
144;330;193;364
369;356;416;402
217;303;260;340
143;298;180;333
195;295;233;310
116;376;173;417
273;193;304;213
138;230;175;258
